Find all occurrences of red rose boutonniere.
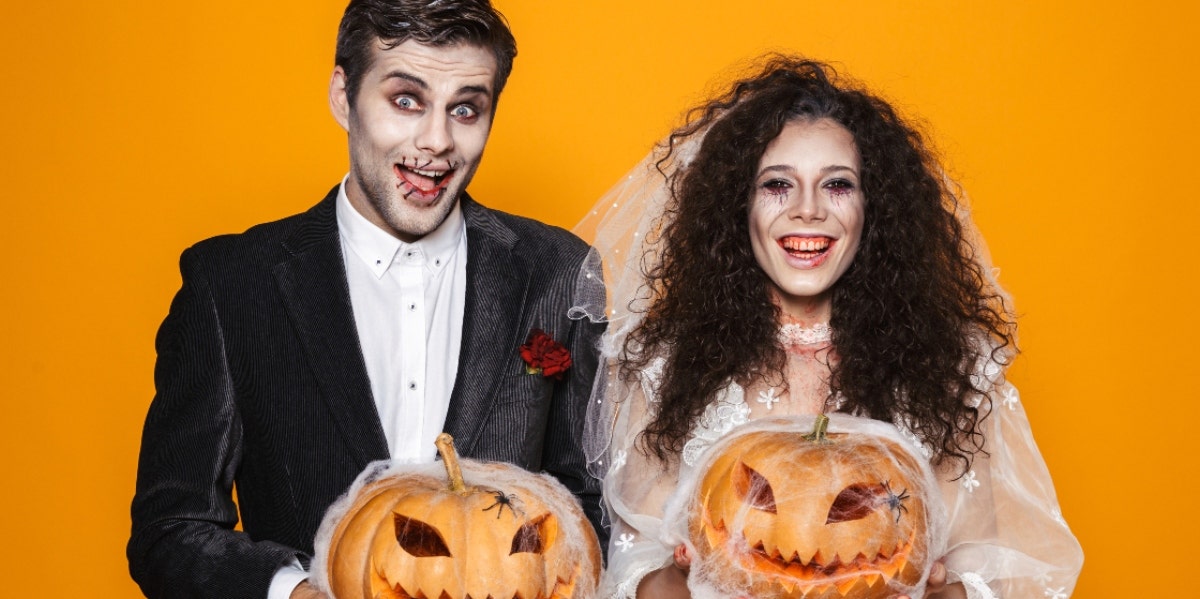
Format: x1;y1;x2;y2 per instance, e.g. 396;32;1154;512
520;328;572;380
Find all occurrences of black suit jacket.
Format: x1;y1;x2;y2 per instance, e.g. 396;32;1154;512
128;187;604;599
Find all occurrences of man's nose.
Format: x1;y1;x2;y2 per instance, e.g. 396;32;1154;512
415;111;453;155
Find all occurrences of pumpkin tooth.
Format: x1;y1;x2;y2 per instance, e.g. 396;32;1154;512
820;554;843;576
807;549;825;568
879;557;901;580
835;575;867;596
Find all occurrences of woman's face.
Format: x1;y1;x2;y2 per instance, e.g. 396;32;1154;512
748;117;864;320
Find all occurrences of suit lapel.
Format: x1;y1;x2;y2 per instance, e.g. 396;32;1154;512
272;188;389;466
445;197;529;454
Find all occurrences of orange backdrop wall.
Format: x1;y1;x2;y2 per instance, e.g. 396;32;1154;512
3;1;1195;595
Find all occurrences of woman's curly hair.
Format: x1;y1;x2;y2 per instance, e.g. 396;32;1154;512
623;55;1016;475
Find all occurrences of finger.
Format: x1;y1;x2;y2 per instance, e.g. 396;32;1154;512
927;561;947;588
673;543;692;569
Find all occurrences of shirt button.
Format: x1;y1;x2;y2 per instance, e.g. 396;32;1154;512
408;302;417;311
408;381;418;391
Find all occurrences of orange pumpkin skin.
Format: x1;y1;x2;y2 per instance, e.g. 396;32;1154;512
689;424;933;599
322;436;601;599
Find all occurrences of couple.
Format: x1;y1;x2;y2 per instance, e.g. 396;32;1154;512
127;2;1082;599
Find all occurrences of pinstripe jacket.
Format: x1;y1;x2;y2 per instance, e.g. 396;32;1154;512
128;186;604;598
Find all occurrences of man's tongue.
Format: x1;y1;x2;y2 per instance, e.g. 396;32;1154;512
397;165;448;194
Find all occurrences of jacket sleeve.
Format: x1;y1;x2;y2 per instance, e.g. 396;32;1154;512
540;253;609;551
127;247;301;599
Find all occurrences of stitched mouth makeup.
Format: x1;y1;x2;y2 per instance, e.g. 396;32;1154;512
395;160;456;204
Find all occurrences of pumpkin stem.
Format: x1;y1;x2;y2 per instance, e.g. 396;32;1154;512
435;433;468;493
803;414;831;443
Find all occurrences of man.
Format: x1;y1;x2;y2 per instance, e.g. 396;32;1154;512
127;1;604;597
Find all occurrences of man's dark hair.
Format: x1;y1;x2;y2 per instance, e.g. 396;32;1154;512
335;0;518;107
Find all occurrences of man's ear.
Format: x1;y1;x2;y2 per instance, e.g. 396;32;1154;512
329;66;350;131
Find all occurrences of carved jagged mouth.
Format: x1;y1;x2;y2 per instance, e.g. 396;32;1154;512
745;537;913;595
704;520;916;597
374;569;580;599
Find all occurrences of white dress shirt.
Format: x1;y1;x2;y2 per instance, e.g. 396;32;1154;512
335;180;467;461
270;178;467;598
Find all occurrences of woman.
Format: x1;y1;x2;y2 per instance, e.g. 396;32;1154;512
574;56;1082;598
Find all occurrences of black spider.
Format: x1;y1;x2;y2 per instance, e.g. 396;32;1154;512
882;480;910;523
482;491;521;519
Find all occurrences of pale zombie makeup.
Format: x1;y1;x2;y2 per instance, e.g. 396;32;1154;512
748;118;865;320
333;40;497;242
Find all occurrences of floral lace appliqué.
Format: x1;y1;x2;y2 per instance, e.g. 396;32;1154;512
894;420;935;460
611;449;628;471
961;470;981;493
615;533;636;552
757;387;781;411
970;354;1003;393
1001;385;1020;410
959;571;997;599
682;383;748;466
1043;587;1068;599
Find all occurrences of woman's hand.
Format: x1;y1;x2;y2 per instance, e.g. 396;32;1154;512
673;543;692;570
636;543;693;599
902;561;964;599
290;581;330;599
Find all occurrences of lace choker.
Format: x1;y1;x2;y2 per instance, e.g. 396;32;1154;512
778;322;832;346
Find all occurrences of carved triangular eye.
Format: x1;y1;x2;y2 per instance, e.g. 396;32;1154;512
733;461;777;513
826;483;886;524
394;513;452;557
510;513;558;555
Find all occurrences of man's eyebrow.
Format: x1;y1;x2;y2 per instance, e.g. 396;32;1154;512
457;84;492;98
383;71;427;88
381;72;491;99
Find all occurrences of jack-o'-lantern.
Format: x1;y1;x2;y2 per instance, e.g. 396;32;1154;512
317;433;601;599
688;415;936;599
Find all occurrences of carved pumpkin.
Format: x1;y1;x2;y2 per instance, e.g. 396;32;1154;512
686;415;939;599
314;434;601;599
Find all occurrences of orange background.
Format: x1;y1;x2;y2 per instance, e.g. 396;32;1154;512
2;0;1195;595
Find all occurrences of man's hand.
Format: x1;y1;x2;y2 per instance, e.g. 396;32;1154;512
290;581;330;599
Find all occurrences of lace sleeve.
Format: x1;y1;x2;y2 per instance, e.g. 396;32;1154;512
939;377;1084;598
596;358;681;599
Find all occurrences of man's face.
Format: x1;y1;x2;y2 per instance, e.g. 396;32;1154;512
331;39;497;242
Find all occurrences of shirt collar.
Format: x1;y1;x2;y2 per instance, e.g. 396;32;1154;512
335;176;465;279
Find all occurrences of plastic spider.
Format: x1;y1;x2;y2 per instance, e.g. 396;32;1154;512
482;490;521;519
882;480;910;523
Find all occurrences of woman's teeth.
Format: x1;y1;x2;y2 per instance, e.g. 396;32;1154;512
781;236;831;253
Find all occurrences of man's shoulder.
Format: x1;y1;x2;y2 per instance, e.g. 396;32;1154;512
464;198;589;260
181;187;338;273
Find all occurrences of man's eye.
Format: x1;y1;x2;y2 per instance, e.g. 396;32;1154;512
395;96;419;110
451;105;478;119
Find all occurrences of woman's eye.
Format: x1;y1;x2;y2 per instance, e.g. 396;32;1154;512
825;179;855;194
762;179;791;196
